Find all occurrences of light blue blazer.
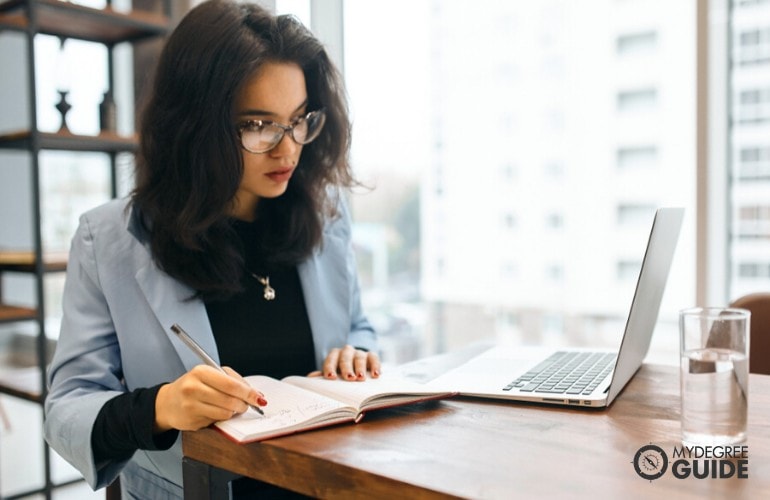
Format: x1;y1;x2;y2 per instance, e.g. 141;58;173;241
44;197;377;499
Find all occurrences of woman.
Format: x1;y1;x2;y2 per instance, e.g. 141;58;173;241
44;1;379;498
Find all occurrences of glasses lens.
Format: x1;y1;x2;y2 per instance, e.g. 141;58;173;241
292;110;326;145
240;122;284;153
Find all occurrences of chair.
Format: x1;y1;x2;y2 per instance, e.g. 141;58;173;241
730;292;770;375
105;477;121;500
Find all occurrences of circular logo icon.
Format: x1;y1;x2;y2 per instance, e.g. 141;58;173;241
633;444;668;481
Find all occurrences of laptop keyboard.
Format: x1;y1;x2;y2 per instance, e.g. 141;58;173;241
503;351;616;396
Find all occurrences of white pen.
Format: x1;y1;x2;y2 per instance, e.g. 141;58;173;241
170;323;265;416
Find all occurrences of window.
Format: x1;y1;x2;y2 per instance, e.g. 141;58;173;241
737;146;770;179
616;31;658;56
617;88;658;112
617;204;656;226
736;27;770;65
546;213;564;229
617;146;658;170
546;264;564;282
617;260;642;281
736;88;770;123
343;0;696;364
738;262;770;278
503;212;517;230
544;161;565;178
736;204;770;239
729;0;770;298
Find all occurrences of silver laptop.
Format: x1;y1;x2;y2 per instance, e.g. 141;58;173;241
427;207;684;408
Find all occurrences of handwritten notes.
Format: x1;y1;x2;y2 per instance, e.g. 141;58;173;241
212;373;454;443
214;376;354;442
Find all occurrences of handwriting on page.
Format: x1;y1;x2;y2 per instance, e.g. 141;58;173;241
222;376;347;435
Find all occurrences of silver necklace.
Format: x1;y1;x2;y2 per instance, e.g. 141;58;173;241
250;273;276;301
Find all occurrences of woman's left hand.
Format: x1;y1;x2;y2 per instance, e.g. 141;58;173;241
309;345;381;381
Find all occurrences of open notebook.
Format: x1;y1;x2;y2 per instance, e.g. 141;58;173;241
214;374;455;443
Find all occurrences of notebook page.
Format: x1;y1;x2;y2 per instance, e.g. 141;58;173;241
214;375;355;441
282;374;442;409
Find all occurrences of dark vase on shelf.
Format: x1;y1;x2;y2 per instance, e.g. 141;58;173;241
99;91;117;133
55;90;72;132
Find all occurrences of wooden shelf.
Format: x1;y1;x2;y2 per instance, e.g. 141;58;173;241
0;0;169;44
0;304;37;323
0;129;138;152
0;250;68;272
0;332;54;402
0;365;43;402
0;2;171;497
0;10;23;30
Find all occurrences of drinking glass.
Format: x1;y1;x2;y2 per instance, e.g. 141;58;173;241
679;307;750;446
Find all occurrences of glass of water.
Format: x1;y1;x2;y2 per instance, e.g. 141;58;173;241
679;307;750;447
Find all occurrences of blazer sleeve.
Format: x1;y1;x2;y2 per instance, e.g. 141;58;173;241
44;213;130;489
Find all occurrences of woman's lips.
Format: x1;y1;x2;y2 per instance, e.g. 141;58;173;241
265;167;293;183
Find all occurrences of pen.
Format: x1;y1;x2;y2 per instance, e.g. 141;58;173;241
170;323;265;416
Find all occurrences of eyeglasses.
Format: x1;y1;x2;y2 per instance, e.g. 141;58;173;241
237;109;326;154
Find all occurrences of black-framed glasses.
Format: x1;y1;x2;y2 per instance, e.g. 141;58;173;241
237;109;326;154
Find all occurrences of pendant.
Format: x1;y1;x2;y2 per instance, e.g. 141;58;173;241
253;274;276;301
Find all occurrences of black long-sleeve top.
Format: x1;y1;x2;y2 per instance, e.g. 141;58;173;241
91;219;316;462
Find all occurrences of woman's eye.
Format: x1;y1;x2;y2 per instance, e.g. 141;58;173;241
242;121;273;134
292;113;308;125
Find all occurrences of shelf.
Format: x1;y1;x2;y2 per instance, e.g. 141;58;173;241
0;304;37;323
0;250;68;272
0;332;54;401
0;0;169;44
0;1;171;497
0;129;138;152
0;365;42;402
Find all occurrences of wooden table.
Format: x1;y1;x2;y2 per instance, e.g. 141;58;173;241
182;364;770;499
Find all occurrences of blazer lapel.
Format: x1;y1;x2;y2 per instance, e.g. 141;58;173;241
127;204;218;370
133;255;218;372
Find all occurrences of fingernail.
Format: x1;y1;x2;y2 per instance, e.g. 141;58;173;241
372;370;380;377
357;371;364;379
326;372;336;379
346;373;355;380
257;397;268;406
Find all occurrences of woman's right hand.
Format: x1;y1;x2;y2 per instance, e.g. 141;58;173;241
153;365;265;433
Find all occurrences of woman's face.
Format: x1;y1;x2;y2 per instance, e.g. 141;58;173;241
231;61;308;220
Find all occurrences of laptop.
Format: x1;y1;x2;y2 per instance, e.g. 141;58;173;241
426;207;684;408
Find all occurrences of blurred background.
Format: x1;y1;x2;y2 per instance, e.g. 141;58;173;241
1;0;768;497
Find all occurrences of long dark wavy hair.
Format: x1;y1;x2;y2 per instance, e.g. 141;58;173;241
132;0;354;301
